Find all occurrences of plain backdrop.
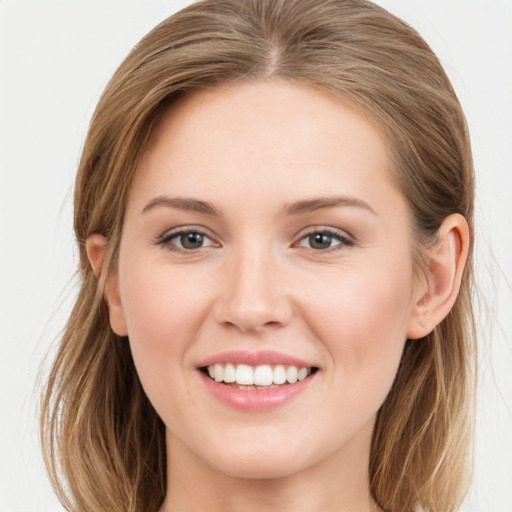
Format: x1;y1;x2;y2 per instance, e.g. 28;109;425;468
0;1;511;511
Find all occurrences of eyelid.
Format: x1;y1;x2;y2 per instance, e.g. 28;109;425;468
293;226;355;251
155;225;220;252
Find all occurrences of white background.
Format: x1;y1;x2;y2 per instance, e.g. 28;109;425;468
0;1;510;511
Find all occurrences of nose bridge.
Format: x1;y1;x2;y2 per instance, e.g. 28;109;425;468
214;237;292;332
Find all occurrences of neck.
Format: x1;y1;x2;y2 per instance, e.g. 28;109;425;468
159;425;382;512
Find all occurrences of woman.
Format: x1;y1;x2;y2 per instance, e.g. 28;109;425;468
40;1;476;511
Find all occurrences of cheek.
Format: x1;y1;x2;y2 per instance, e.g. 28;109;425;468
118;258;212;382
301;264;413;395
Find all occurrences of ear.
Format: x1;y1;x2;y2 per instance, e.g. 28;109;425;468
86;234;128;336
407;214;470;340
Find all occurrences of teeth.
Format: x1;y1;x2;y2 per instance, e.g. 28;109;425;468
236;364;254;385
214;363;224;382
205;363;312;386
286;366;298;384
224;363;236;383
297;367;308;381
254;365;273;386
273;365;287;384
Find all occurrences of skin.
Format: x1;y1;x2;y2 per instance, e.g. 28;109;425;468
87;81;469;512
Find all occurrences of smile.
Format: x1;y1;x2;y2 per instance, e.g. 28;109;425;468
205;363;314;388
198;355;319;411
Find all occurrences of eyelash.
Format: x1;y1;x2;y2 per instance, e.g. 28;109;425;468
155;227;354;254
155;227;218;254
296;227;354;252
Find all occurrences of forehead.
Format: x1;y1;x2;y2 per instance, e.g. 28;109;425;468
130;81;403;219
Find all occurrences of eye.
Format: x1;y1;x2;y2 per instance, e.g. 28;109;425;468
157;229;216;252
296;229;353;251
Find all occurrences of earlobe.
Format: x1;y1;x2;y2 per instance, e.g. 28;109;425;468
407;214;470;340
86;234;128;336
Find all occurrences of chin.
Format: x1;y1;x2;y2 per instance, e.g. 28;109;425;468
214;457;305;480
198;439;321;481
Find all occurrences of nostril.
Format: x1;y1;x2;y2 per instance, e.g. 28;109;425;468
212;265;294;332
214;297;294;333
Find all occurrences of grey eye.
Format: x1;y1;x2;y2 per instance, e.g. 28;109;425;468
160;230;215;251
298;231;346;250
307;233;336;250
179;232;206;249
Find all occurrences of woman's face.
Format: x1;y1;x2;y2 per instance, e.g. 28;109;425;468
111;82;423;479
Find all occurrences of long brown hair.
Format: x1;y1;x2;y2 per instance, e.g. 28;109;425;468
40;1;476;511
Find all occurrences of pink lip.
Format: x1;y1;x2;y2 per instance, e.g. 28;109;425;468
197;350;316;369
199;370;317;412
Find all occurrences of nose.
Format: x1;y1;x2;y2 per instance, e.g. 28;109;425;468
213;243;294;333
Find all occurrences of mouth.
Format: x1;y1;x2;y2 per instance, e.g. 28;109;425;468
200;363;319;390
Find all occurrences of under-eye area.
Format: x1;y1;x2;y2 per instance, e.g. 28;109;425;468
200;364;319;388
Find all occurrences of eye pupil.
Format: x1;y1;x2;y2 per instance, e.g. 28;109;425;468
181;232;204;249
309;233;331;249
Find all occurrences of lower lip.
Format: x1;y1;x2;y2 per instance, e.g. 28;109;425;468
199;371;316;412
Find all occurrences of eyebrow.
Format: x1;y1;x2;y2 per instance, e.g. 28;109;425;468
141;196;220;216
141;194;376;217
282;196;376;216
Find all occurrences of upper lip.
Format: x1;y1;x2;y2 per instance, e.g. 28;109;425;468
197;350;318;369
